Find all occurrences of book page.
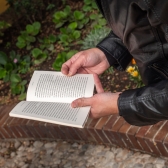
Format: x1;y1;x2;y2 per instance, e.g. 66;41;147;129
27;71;94;103
9;101;90;128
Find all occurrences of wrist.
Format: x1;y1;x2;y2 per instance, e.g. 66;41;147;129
93;47;110;67
108;92;121;114
96;46;117;67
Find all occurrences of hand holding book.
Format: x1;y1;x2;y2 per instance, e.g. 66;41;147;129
61;48;119;119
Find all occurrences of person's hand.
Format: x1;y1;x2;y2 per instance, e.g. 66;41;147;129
71;74;120;118
72;92;120;118
61;48;110;76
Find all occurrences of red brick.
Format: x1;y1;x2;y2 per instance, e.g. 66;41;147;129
103;115;119;144
71;127;82;141
84;118;97;142
5;125;17;138
0;131;4;139
0;106;7;124
127;126;142;150
0;105;16;138
135;125;152;153
0;108;5;128
6;117;27;138
13;126;27;138
87;118;103;143
103;115;119;130
59;125;74;140
145;122;164;139
45;127;55;139
1;118;16;139
88;129;103;143
10;127;22;138
119;122;134;149
37;122;55;139
75;127;93;142
45;123;61;139
163;135;168;154
20;118;34;138
155;121;168;142
95;116;110;129
0;115;16;139
8;117;23;126
161;122;168;156
33;121;54;138
6;117;22;138
111;116;126;148
95;116;111;144
96;129;111;144
144;122;165;156
26;120;41;138
0;104;17;124
15;126;29;138
89;118;100;128
5;108;27;138
60;126;81;141
34;125;49;138
0;124;6;138
154;121;168;157
74;118;98;143
0;106;13;126
52;125;66;140
32;120;46;138
9;118;31;138
0;128;10;139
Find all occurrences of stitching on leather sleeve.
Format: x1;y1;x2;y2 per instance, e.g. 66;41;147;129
144;0;168;28
120;92;168;104
143;0;160;21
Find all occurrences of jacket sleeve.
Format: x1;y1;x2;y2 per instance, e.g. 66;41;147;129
118;0;168;126
118;79;168;126
96;31;133;71
139;0;168;26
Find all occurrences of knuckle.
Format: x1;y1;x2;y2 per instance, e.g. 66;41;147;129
78;98;85;107
79;55;86;62
79;51;87;58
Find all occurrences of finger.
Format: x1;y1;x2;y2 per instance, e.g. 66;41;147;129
61;52;86;76
93;74;104;93
67;55;87;76
61;53;81;75
61;63;70;75
77;67;89;74
71;97;92;108
61;57;77;76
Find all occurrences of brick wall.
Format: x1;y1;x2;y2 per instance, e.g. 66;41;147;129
1;103;168;157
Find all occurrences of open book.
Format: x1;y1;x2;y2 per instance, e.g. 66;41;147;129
9;71;94;128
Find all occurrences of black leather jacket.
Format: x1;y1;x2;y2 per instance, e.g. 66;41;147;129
95;0;168;126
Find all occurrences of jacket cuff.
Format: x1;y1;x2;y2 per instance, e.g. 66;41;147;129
96;32;132;71
96;45;117;66
118;89;160;126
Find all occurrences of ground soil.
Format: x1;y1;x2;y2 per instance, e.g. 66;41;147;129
0;1;137;106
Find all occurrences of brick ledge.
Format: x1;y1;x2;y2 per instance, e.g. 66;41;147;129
1;103;168;157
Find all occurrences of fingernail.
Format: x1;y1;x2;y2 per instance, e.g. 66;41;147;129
67;72;71;76
68;70;73;76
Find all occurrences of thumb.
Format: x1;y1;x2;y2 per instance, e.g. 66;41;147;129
93;74;104;93
71;97;92;108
